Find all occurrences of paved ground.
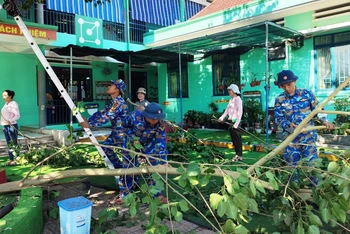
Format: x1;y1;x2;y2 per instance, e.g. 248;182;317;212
41;180;216;234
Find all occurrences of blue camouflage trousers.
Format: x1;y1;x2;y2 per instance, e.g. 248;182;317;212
118;142;167;198
284;142;318;185
101;133;139;196
284;144;318;166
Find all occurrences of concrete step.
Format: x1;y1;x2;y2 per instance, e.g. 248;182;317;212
0;131;56;155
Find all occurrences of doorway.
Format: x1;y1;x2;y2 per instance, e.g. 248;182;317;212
130;71;147;102
46;67;93;125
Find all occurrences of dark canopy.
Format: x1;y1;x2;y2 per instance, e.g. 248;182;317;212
51;45;194;65
156;21;305;55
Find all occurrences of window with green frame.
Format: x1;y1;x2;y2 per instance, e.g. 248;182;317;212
212;54;240;96
167;62;189;98
314;31;350;90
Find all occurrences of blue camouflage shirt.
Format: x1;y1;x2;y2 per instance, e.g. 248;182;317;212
274;88;328;141
88;96;128;141
123;110;167;163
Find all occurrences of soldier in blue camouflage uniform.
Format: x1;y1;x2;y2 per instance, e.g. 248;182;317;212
80;79;128;169
274;70;334;167
119;102;168;203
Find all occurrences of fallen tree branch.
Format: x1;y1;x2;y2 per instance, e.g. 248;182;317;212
0;165;274;194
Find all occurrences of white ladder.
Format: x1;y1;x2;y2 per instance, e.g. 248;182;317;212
2;1;116;170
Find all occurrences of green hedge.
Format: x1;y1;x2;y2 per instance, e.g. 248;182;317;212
0;188;43;234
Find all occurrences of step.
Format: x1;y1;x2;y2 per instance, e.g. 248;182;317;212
0;132;55;147
0;130;56;156
0;141;56;156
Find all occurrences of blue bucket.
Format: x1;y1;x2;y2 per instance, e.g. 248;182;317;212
58;196;93;234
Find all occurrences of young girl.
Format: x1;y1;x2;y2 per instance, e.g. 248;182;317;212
1;90;20;166
219;84;243;161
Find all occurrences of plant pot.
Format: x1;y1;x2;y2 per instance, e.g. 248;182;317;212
240;84;245;89
255;128;262;134
250;81;261;87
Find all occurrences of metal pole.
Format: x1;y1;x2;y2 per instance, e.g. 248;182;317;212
70;46;73;125
265;22;269;144
124;0;130;49
128;55;132;103
178;44;183;125
36;3;44;24
36;3;46;128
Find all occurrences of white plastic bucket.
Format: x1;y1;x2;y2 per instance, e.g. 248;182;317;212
58;196;93;234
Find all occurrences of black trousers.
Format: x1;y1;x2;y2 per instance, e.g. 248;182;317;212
229;127;242;157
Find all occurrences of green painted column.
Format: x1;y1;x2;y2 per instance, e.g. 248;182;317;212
179;0;185;22
37;45;46;128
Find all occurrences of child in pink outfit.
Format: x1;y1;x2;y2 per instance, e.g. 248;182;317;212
219;84;243;161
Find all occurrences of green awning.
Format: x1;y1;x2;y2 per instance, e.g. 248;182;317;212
156;21;305;55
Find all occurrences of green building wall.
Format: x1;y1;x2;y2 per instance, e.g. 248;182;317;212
1;1;349;126
155;6;350;124
0;52;39;127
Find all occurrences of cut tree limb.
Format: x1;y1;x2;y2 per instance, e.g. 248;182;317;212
0;165;274;194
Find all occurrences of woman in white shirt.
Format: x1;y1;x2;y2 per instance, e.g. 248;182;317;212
219;84;243;162
1;90;20;166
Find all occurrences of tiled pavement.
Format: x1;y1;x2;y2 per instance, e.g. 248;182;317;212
41;181;216;234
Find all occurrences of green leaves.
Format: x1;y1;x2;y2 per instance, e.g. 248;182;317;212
222;219;236;234
307;225;320;234
265;171;279;190
130;201;138;217
209;193;223;210
66;124;74;141
272;209;284;224
249;181;256;197
170;206;183;222
254;180;266;194
178;199;189;212
49;207;59;219
186;163;201;177
320;208;330;223
232;193;248;211
296;219;305;234
225;199;238;220
308;212;322;226
222;220;249;234
217;200;227;217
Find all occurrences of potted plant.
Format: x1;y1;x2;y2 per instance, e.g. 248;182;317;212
184;110;198;127
197;111;207;128
243;99;263;132
218;85;225;91
248;69;261;87
255;122;262;134
250;79;261;87
265;74;275;90
208;102;219;113
239;75;246;90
